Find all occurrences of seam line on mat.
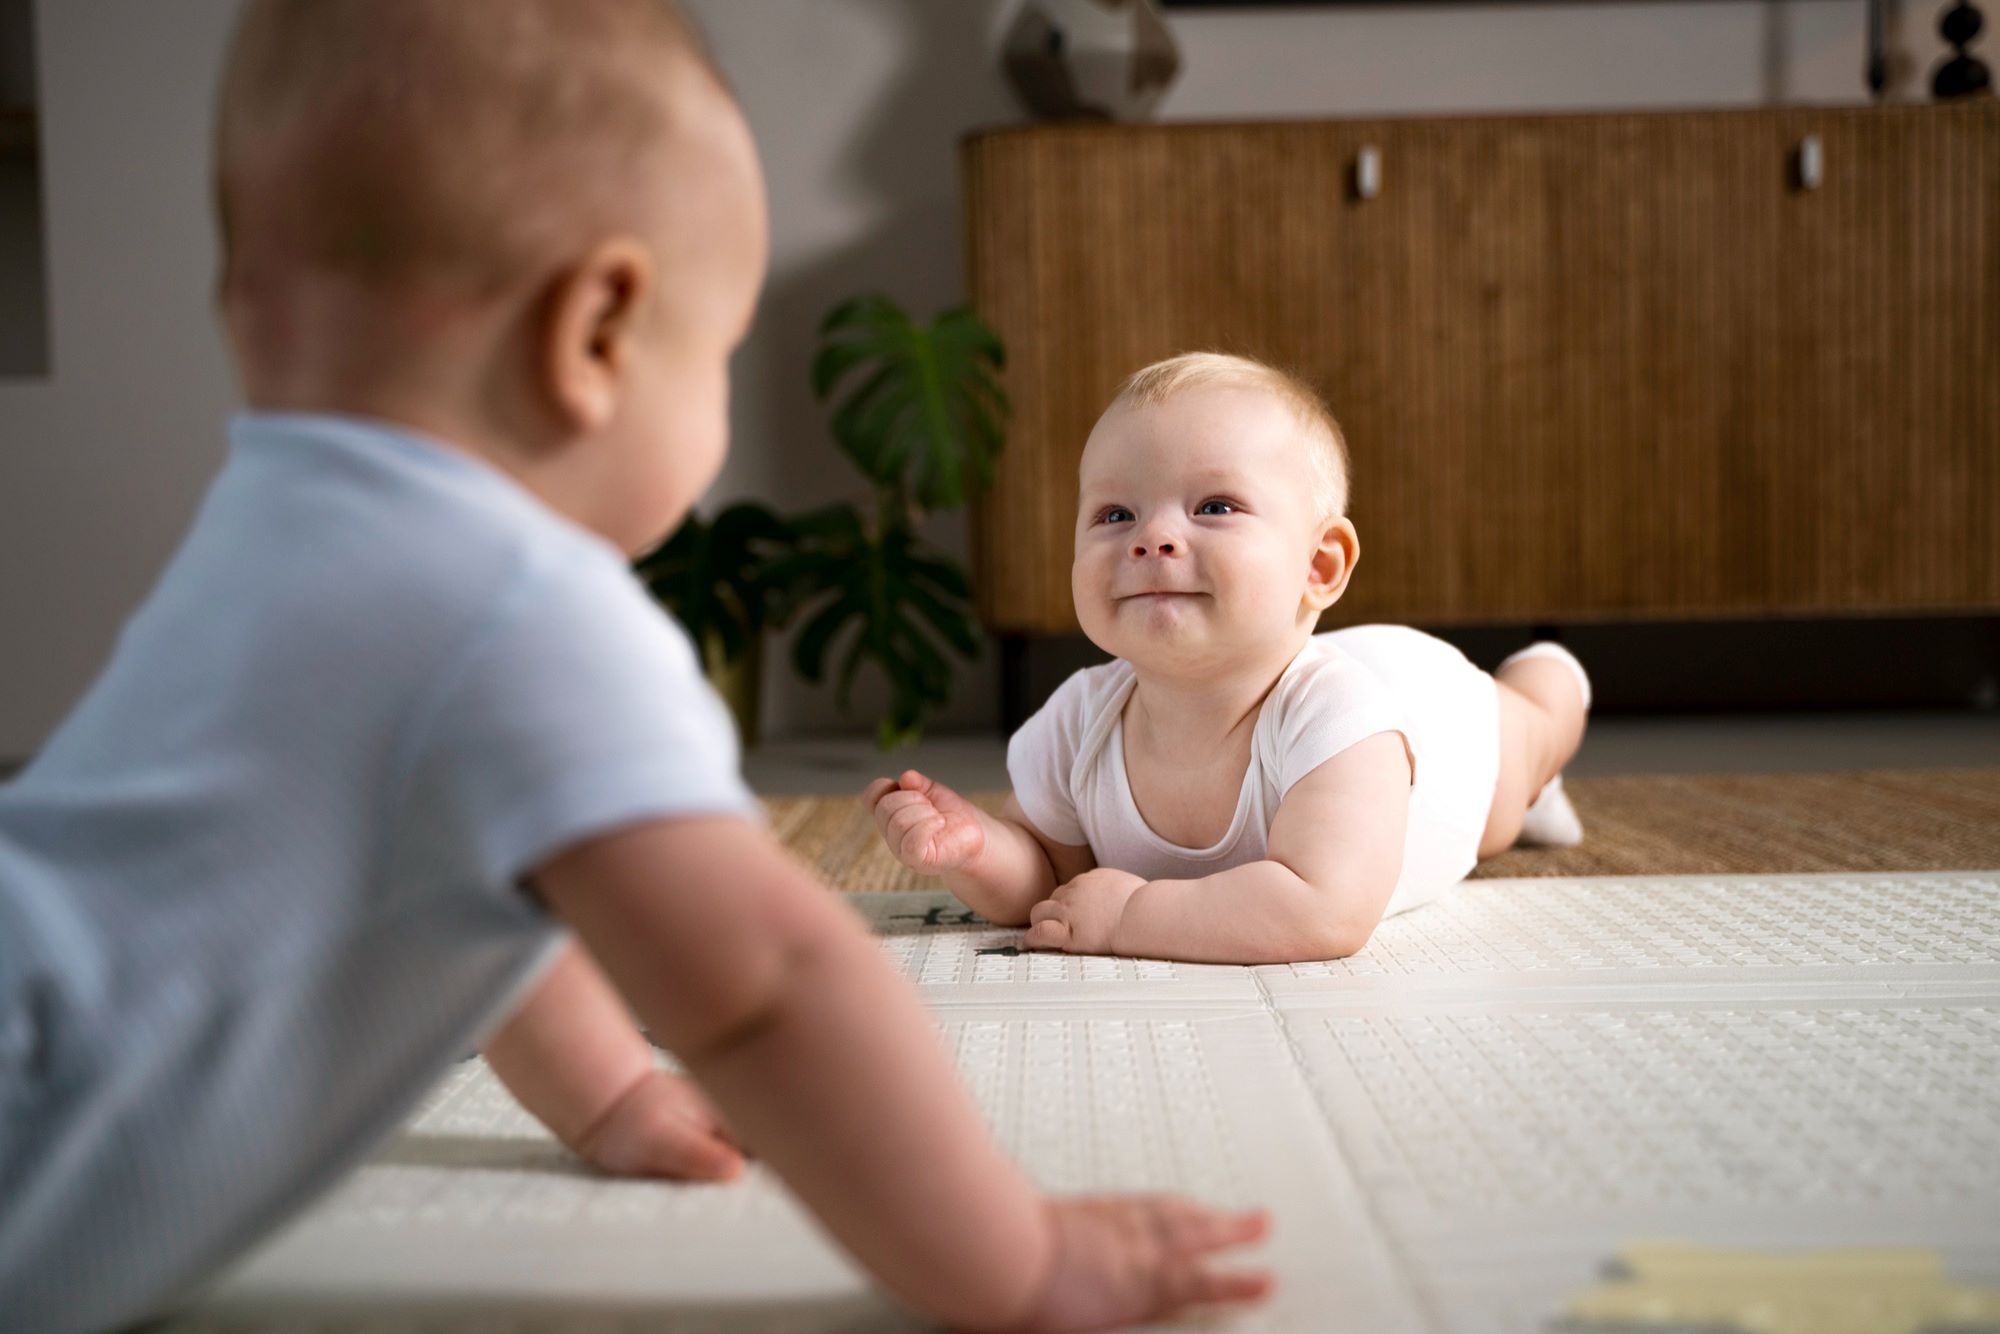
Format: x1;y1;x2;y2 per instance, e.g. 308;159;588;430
1249;960;1442;1333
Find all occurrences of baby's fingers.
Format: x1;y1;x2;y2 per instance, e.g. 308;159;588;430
897;768;946;798
1155;1201;1271;1257
884;804;954;865
872;788;934;827
580;1095;744;1183
881;793;940;837
639;1123;745;1183
1141;1203;1273;1319
862;777;899;810
1025;899;1068;948
1155;1260;1274;1312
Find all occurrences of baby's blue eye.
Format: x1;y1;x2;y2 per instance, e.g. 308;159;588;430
1100;506;1134;524
1196;499;1236;516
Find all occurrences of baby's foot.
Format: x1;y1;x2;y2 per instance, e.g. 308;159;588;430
1516;773;1584;847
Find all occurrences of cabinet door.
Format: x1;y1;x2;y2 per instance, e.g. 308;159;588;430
1317;114;1563;624
963;104;2000;632
1535;103;2000;621
1740;104;2000;615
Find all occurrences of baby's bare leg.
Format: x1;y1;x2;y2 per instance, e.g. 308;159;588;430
1478;654;1590;857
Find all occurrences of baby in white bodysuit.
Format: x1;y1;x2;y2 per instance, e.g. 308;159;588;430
867;353;1592;963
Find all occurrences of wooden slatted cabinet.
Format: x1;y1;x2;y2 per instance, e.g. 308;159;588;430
961;103;2000;634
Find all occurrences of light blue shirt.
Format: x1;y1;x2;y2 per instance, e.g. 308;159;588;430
0;413;757;1332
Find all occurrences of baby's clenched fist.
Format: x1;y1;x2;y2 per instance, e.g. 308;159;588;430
1024;867;1145;955
865;770;988;872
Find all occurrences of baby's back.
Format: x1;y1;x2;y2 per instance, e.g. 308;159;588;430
0;413;603;1328
1318;625;1500;895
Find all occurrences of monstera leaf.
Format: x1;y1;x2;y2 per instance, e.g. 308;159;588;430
634;502;793;664
762;504;981;750
811;296;1008;512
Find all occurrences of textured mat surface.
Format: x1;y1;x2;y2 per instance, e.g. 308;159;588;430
769;768;2000;891
174;871;2000;1332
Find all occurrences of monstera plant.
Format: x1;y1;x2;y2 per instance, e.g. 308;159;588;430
635;296;1006;749
781;296;1008;748
634;501;791;743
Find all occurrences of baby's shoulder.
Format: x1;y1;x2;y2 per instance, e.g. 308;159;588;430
1268;635;1385;703
1008;657;1134;767
1258;638;1403;744
1041;656;1136;723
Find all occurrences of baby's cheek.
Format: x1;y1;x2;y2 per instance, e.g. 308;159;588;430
1073;600;1119;655
1071;557;1115;617
1258;558;1300;601
1073;603;1128;663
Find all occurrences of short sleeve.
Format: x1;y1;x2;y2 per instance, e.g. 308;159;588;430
407;547;760;890
1005;669;1096;847
1266;646;1414;799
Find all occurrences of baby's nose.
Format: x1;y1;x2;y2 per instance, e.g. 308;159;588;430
1131;538;1177;558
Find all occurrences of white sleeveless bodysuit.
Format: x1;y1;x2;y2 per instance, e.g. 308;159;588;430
1006;625;1501;917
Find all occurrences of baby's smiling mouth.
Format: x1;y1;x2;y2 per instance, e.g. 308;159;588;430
1117;589;1203;602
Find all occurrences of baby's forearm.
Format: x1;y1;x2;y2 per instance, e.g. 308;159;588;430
483;944;652;1150
943;808;1059;926
1113;861;1371;964
681;911;1050;1329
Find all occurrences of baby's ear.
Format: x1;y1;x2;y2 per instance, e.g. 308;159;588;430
542;236;656;433
1304;517;1359;612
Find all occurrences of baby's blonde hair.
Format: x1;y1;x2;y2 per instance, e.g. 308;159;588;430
1112;352;1350;523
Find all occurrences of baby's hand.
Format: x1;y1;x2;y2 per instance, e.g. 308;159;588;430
980;1195;1272;1332
1024;868;1145;955
573;1070;749;1182
865;770;987;872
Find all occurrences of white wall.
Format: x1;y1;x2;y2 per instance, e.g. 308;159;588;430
0;0;1963;758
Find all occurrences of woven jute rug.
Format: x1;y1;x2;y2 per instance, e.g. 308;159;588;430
767;768;2000;894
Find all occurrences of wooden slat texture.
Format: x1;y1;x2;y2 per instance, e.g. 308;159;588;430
962;104;2000;633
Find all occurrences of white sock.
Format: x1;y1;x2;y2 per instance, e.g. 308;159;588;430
1496;640;1592;710
1497;641;1590;848
1516;773;1584;847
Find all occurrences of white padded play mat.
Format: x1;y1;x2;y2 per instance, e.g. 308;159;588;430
169;871;2000;1332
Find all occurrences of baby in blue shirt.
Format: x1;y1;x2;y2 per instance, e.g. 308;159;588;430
0;3;1269;1330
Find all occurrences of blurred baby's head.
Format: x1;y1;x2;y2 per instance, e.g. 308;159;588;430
214;0;766;553
1072;353;1359;677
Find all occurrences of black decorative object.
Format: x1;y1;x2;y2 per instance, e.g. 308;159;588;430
1867;0;1888;96
1933;2;1992;99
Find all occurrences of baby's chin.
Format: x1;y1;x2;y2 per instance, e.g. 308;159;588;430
1088;598;1231;668
1084;596;1310;677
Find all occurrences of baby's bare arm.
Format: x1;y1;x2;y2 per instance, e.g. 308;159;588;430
533;816;1052;1329
484;944;747;1180
483;943;655;1148
1107;732;1411;963
956;796;1094;924
866;772;1093;926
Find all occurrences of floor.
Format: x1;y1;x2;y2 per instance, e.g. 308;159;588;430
177;869;2000;1331
154;711;2000;1331
743;709;2000;797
